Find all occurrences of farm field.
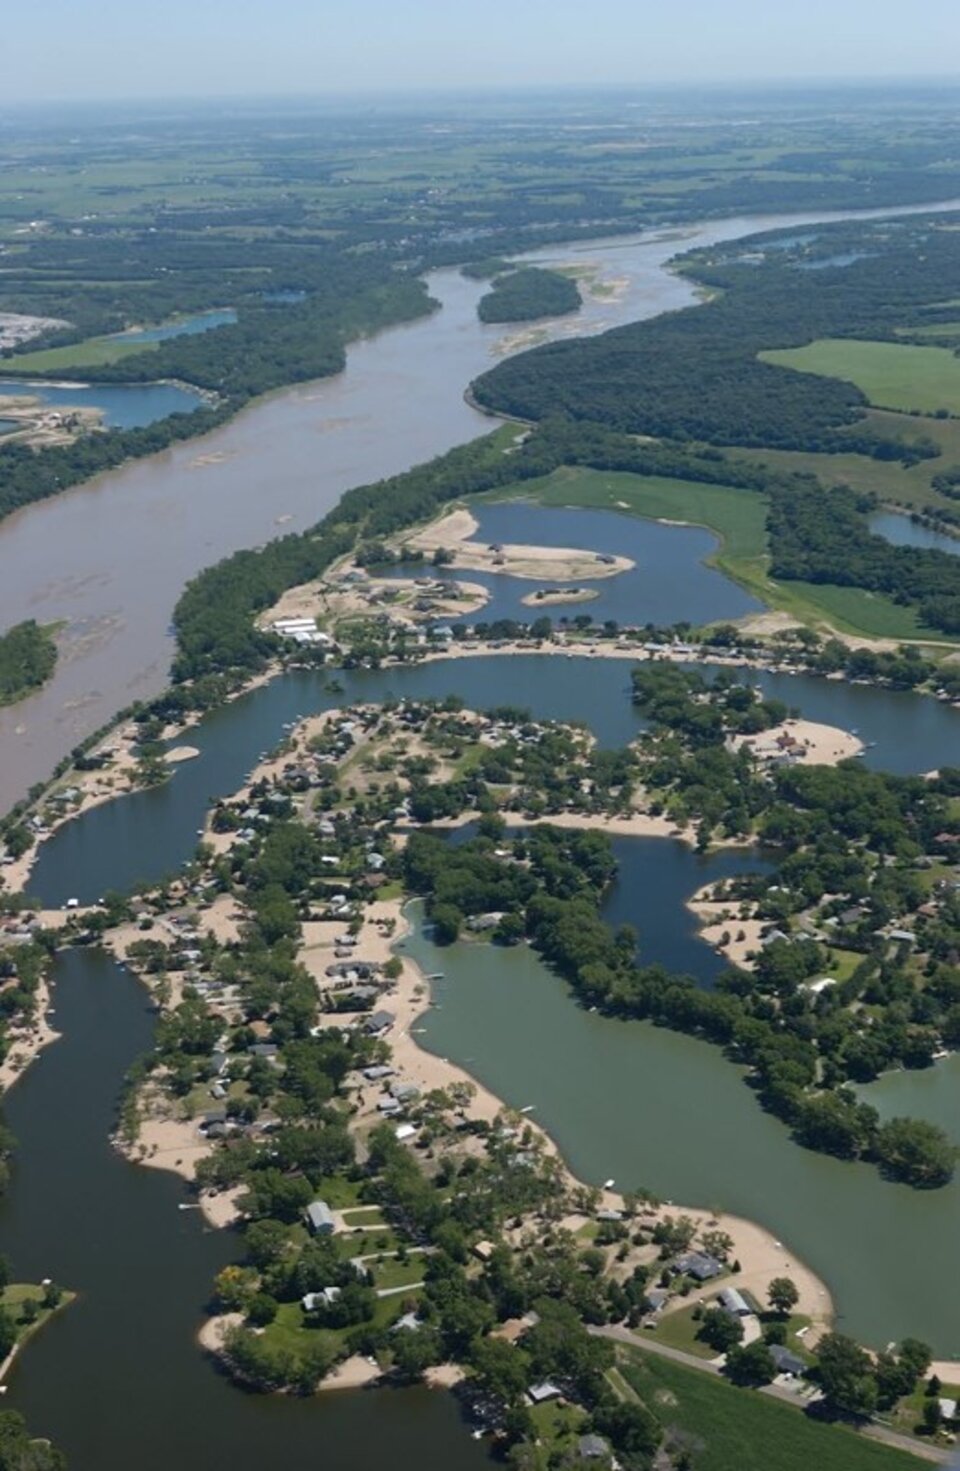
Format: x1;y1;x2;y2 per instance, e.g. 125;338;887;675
617;1347;925;1471
761;338;960;416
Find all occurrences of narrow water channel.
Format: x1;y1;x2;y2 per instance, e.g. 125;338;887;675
0;948;491;1471
28;654;960;907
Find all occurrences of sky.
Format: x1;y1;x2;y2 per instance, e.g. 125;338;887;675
5;0;960;103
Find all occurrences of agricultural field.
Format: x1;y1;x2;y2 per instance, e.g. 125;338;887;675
761;338;960;417
4;335;158;373
617;1347;925;1471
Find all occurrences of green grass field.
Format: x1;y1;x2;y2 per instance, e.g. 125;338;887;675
618;1347;925;1470
4;335;158;373
489;466;957;643
761;338;960;416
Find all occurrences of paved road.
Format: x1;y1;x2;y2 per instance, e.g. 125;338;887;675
590;1324;951;1465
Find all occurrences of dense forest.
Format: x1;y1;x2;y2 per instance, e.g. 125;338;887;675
767;480;960;633
477;267;581;324
0;621;57;707
471;214;960;455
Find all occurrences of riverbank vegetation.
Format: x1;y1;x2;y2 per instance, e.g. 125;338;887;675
477;267;582;323
0;622;58;708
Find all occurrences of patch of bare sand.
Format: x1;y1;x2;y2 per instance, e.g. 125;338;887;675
398;507;633;583
319;1354;384;1391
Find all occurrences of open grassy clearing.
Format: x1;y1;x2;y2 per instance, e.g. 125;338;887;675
617;1346;926;1471
740;409;960;513
760;338;960;416
489;466;956;642
4;335;159;373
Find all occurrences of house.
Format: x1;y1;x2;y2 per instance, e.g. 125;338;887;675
363;1065;395;1082
717;1286;750;1317
472;1239;496;1263
395;1123;417;1142
769;1344;806;1378
392;1083;420;1104
302;1287;341;1312
595;1207;623;1222
643;1288;670;1315
364;1009;395;1036
527;1382;561;1406
305;1200;336;1235
939;1398;957;1422
392;1312;422;1333
578;1435;611;1461
675;1251;723;1283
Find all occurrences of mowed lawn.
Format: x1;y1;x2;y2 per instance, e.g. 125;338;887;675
5;335;157;373
760;338;960;416
618;1349;925;1471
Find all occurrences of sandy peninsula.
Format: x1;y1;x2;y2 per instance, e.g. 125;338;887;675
397;507;634;583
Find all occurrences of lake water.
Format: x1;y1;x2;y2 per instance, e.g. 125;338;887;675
0;377;205;429
27;654;960;907
0;195;956;811
870;509;960;558
404;897;960;1353
112;309;237;344
383;502;762;628
0;947;490;1471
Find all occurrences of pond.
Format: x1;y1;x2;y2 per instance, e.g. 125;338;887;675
869;509;960;558
0;377;206;429
111;309;237;345
382;502;762;629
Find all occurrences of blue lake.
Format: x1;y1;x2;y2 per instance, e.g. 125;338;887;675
0;378;205;429
384;501;762;628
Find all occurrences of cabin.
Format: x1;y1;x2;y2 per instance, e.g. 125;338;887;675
674;1251;723;1283
527;1382;561;1406
717;1286;750;1317
578;1435;612;1461
769;1344;806;1378
305;1200;336;1236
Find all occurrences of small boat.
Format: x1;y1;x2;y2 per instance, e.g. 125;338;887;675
426;972;444;981
520;1105;535;1114
603;1178;615;1190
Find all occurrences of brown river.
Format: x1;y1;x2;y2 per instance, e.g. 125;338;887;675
1;200;958;812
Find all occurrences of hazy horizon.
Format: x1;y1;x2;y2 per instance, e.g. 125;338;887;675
7;0;960;104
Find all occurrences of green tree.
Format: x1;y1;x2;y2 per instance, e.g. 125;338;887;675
816;1332;878;1418
726;1339;777;1386
768;1277;799;1316
698;1307;744;1354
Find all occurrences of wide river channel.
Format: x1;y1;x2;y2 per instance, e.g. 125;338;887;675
1;195;958;811
6;197;960;1463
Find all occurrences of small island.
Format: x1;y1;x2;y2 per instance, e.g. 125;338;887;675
0;620;58;709
478;267;582;324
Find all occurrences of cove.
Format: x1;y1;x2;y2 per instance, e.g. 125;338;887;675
402;901;960;1354
382;501;761;628
0;947;490;1470
0;377;204;429
28;653;960;907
